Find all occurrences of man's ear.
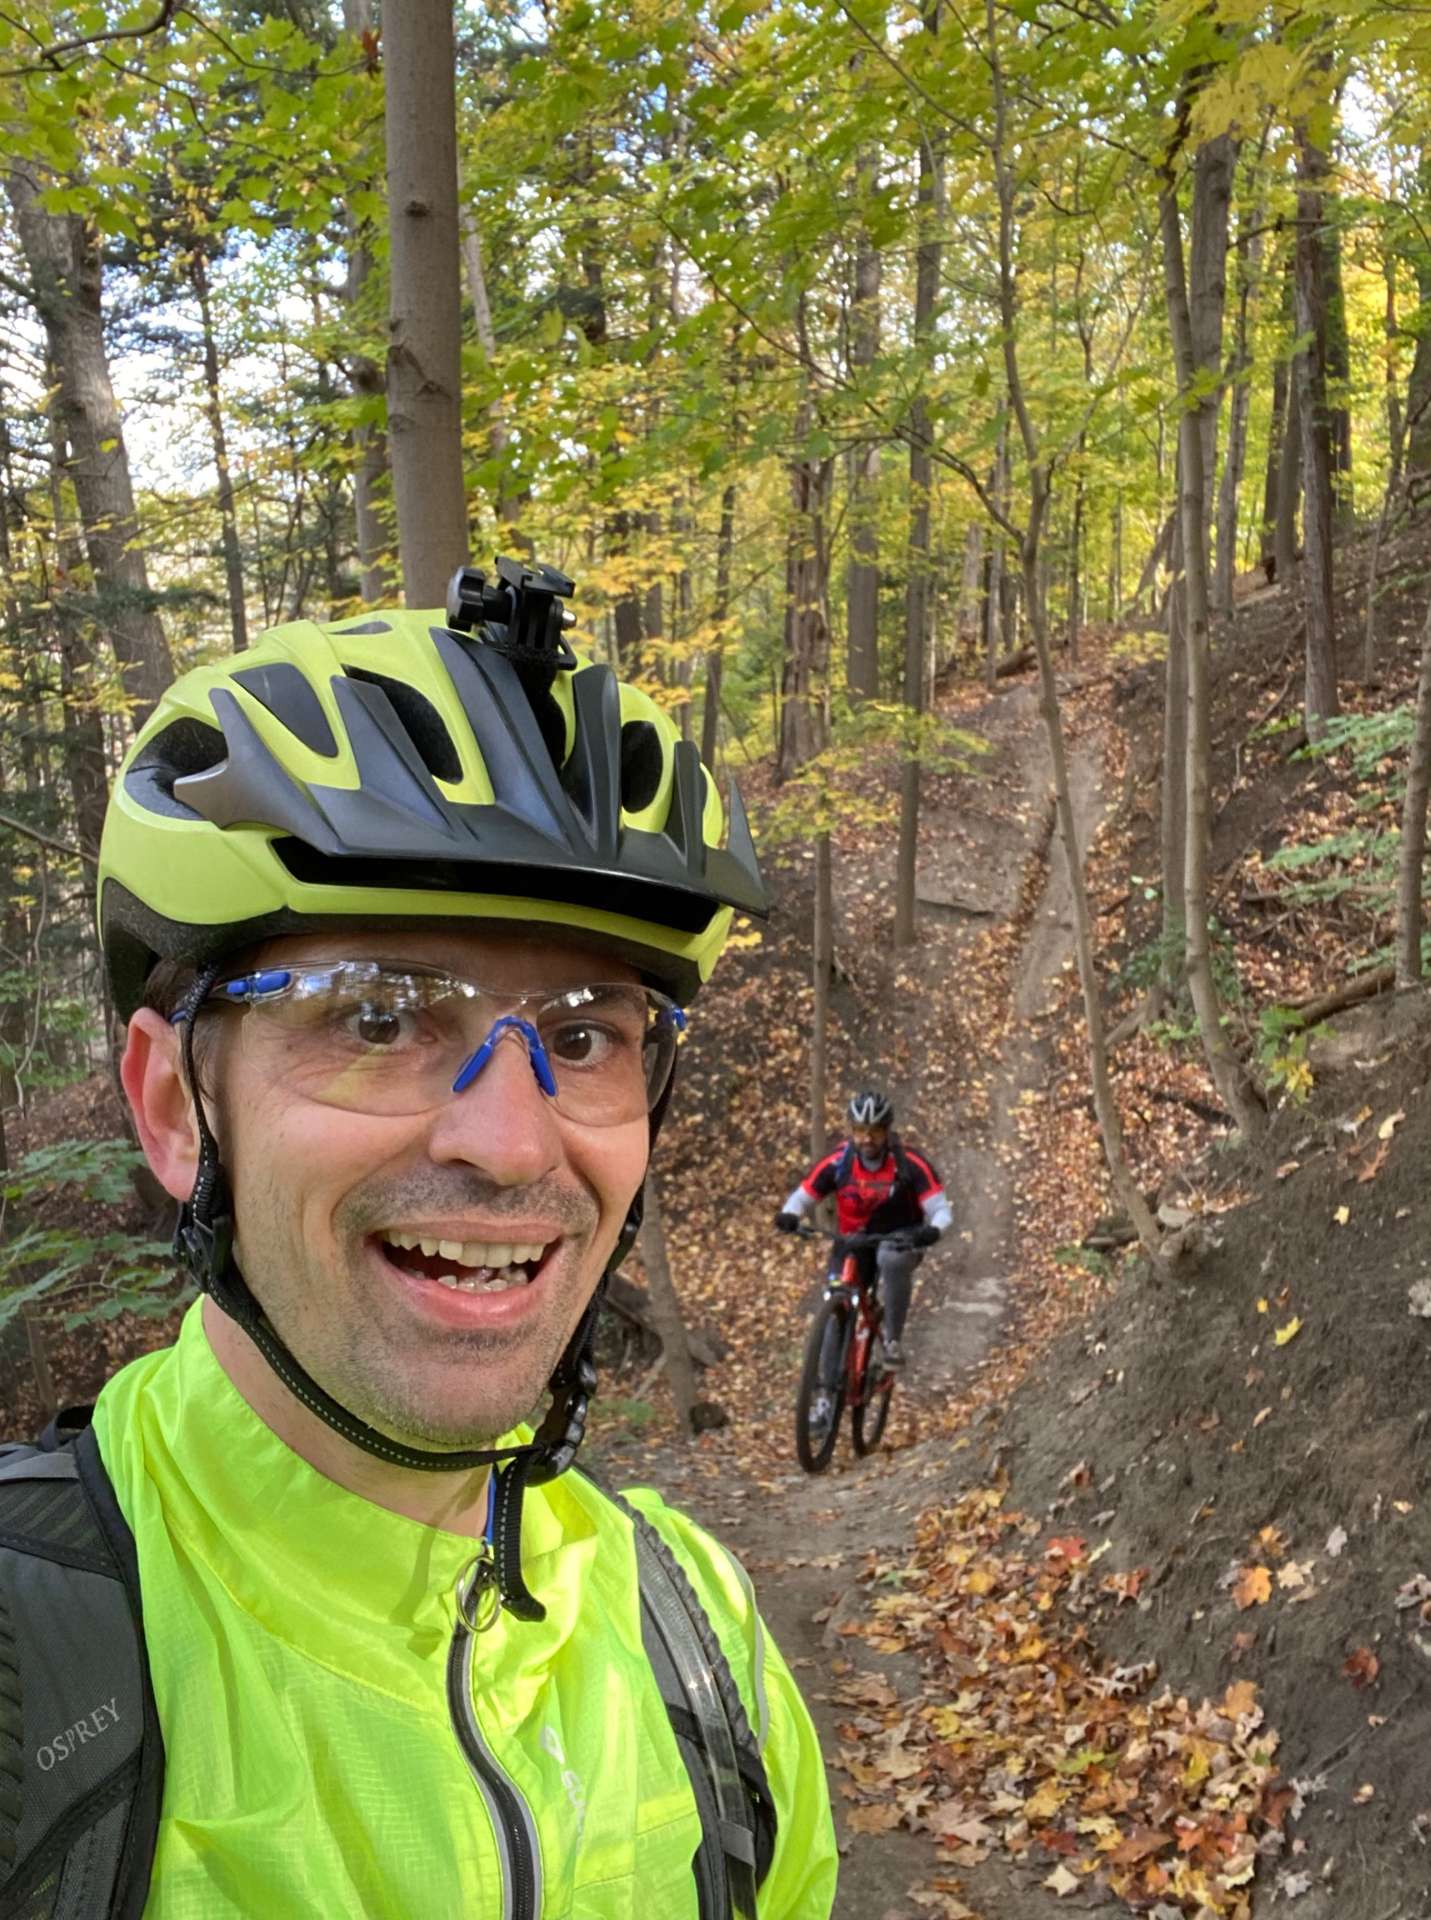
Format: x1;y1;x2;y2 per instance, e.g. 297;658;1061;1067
120;1009;201;1201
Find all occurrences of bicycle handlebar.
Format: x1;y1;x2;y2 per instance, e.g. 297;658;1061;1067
791;1224;921;1250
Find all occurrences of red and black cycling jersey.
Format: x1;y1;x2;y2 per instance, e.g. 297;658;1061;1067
801;1134;946;1238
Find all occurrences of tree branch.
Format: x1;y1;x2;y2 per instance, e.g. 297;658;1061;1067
0;0;179;77
0;810;83;862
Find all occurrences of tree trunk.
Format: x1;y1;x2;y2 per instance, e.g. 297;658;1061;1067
1407;149;1431;479
636;1174;699;1440
1294;126;1340;737
810;832;832;1158
893;113;941;948
1396;597;1431;986
1161;540;1188;995
958;522;983;658
1260;353;1287;579
340;0;391;603
985;418;1009;689
1325;216;1354;526
191;251;248;651
6;165;173;722
1067;473;1084;657
1160;171;1266;1137
1189;133;1236;558
776;414;830;782
846;199;881;701
383;0;468;608
702;484;736;770
460;204;524;531
1275;357;1303;587
1214;202;1264;616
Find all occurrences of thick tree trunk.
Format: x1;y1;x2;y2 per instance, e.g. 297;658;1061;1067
1396;598;1431;986
191;251;248;651
7;166;172;722
892;124;940;949
1294;128;1340;737
846;203;881;701
1160;173;1266;1138
383;0;468;607
637;1174;699;1440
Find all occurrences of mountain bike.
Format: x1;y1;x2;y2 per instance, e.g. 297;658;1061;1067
790;1226;916;1473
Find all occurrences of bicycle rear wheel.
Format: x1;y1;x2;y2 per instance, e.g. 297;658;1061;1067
851;1337;895;1455
795;1296;848;1473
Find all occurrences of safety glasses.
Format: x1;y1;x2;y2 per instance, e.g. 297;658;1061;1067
187;961;685;1127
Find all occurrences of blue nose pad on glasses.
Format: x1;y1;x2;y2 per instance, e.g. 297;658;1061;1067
451;1016;560;1100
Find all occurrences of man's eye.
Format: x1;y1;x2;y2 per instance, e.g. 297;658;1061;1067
345;1002;416;1049
547;1022;613;1066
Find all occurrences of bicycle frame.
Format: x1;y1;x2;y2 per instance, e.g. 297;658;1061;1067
823;1253;884;1413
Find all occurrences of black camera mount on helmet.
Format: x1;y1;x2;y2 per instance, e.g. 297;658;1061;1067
446;557;580;673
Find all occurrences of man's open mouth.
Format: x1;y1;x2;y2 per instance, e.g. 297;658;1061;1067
378;1231;553;1294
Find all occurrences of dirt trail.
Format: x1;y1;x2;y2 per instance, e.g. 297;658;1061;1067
595;684;1111;1917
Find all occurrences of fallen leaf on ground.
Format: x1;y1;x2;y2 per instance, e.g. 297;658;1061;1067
1274;1316;1303;1345
1043;1863;1081;1896
846;1802;903;1834
1233;1565;1273;1609
1342;1646;1380;1688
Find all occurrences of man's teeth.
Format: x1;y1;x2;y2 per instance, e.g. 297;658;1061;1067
386;1231;548;1268
433;1270;529;1293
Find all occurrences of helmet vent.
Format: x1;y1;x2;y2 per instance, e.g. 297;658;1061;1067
124;718;227;819
620;720;664;814
343;669;462;784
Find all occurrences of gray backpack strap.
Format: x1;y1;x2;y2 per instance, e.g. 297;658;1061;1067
582;1476;775;1920
0;1427;162;1920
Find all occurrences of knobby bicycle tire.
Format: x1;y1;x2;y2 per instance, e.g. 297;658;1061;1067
851;1342;895;1456
795;1296;848;1473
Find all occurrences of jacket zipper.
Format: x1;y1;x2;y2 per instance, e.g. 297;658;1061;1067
447;1621;543;1920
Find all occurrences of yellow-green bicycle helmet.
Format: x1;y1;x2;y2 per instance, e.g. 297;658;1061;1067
100;557;765;1016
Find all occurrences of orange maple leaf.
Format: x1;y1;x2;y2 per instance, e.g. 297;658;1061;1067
1232;1565;1273;1609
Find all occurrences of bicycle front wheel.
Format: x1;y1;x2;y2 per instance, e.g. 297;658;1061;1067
795;1296;848;1473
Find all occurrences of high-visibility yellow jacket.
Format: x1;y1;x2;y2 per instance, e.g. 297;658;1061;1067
93;1305;838;1918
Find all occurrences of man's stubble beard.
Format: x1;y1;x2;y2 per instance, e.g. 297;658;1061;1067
235;1162;609;1450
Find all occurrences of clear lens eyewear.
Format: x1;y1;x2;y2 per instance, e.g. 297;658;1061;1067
193;962;685;1126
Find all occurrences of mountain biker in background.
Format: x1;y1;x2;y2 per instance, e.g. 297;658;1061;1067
775;1090;951;1367
0;560;836;1918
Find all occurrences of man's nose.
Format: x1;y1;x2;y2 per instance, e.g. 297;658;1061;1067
426;1023;564;1186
